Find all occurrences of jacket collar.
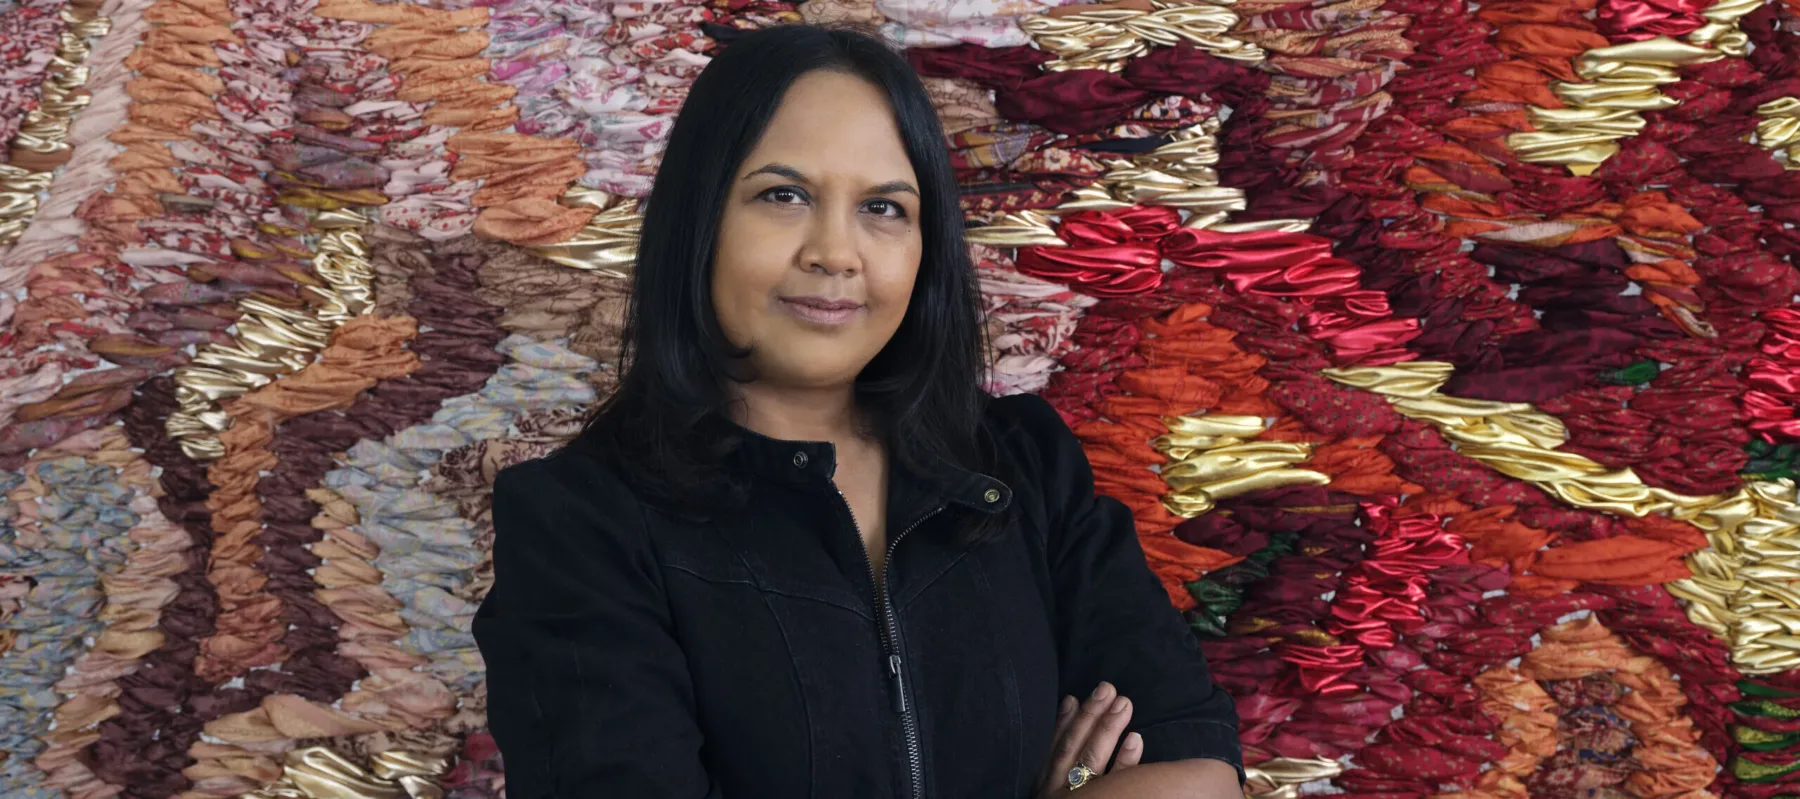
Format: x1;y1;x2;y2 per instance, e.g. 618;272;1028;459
721;417;1013;515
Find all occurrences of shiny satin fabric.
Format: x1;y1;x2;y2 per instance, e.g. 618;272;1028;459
0;165;54;247
1021;0;1263;72
1685;0;1757;54
1245;757;1342;799
1154;414;1329;517
238;746;451;799
1322;360;1800;674
168;212;376;460
1746;309;1800;442
1286;503;1469;695
1756;96;1800;169
524;188;640;277
1057;118;1254;217
0;4;109;248
965;209;1068;247
1508;36;1722;173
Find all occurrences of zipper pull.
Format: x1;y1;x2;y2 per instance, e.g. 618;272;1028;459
887;654;907;714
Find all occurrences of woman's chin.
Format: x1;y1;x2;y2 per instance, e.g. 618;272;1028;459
752;357;869;391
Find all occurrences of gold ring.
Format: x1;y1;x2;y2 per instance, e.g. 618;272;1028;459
1067;762;1098;790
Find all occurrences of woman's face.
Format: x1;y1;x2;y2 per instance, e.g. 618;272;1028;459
712;70;924;390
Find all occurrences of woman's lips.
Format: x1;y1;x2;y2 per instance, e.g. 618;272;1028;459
778;296;864;326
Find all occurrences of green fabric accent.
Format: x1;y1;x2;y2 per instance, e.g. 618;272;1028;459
1195;532;1298;614
1734;725;1800;752
1734;699;1800;720
1599;360;1660;385
1186;579;1240;609
1202;596;1243;618
1743;443;1800;481
1731;755;1800;783
1183;533;1297;639
1743;468;1800;482
1740;681;1800;699
1188;614;1227;638
1249;531;1299;564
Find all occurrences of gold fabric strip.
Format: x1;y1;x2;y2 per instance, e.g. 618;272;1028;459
1060;121;1253;218
237;746;451;799
1021;0;1264;72
964;209;1068;247
1756;96;1800;169
525;188;641;277
1246;757;1343;799
1155;414;1329;517
963;117;1309;245
168;211;377;460
0;3;110;248
1046;119;1308;232
1508;36;1723;173
1686;0;1757;55
1323;360;1800;674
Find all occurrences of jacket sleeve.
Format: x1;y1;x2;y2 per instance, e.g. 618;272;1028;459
1007;394;1245;778
472;455;723;799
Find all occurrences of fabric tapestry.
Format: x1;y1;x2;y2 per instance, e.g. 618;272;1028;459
2;0;1798;795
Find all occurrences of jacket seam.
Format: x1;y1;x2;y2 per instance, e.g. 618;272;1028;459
755;566;816;793
892;550;969;611
745;515;818;794
1130;716;1245;741
1135;719;1245;770
967;556;1025;795
701;513;823;791
662;563;758;587
558;635;585;793
663;563;876;620
761;588;873;619
1139;719;1239;734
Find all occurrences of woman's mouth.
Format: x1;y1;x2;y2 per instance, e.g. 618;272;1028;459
778;296;865;326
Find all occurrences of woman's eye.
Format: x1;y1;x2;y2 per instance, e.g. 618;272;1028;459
865;199;906;218
760;187;808;205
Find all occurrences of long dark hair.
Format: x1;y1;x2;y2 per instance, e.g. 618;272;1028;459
572;24;996;527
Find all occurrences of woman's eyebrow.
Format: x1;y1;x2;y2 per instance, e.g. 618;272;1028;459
868;180;919;197
745;163;809;183
745;163;917;196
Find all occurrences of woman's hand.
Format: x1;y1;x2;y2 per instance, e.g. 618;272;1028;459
1036;681;1143;797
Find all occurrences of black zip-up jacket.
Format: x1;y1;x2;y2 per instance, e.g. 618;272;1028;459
473;393;1242;798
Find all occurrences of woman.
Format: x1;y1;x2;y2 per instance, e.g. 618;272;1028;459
472;24;1244;799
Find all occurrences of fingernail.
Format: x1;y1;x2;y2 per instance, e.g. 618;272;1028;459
1091;682;1113;701
1059;696;1077;715
1125;733;1142;748
1110;696;1130;714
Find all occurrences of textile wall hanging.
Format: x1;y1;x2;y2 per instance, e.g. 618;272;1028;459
2;0;1799;795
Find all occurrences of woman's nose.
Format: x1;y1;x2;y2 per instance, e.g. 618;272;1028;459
801;216;860;276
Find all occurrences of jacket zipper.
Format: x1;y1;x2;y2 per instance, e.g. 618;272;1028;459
836;486;941;799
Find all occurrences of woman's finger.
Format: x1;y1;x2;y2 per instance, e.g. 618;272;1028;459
1079;694;1133;773
1112;732;1144;770
1045;682;1118;789
1051;695;1078;743
1037;693;1087;795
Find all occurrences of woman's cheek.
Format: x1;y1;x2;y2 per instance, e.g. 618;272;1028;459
711;261;765;349
872;255;921;328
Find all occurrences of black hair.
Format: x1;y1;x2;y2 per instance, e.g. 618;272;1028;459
571;24;1002;538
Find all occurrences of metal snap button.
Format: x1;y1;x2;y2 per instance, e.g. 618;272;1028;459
792;451;809;468
984;488;1002;503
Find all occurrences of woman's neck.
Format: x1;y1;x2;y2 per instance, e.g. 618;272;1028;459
729;381;864;445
